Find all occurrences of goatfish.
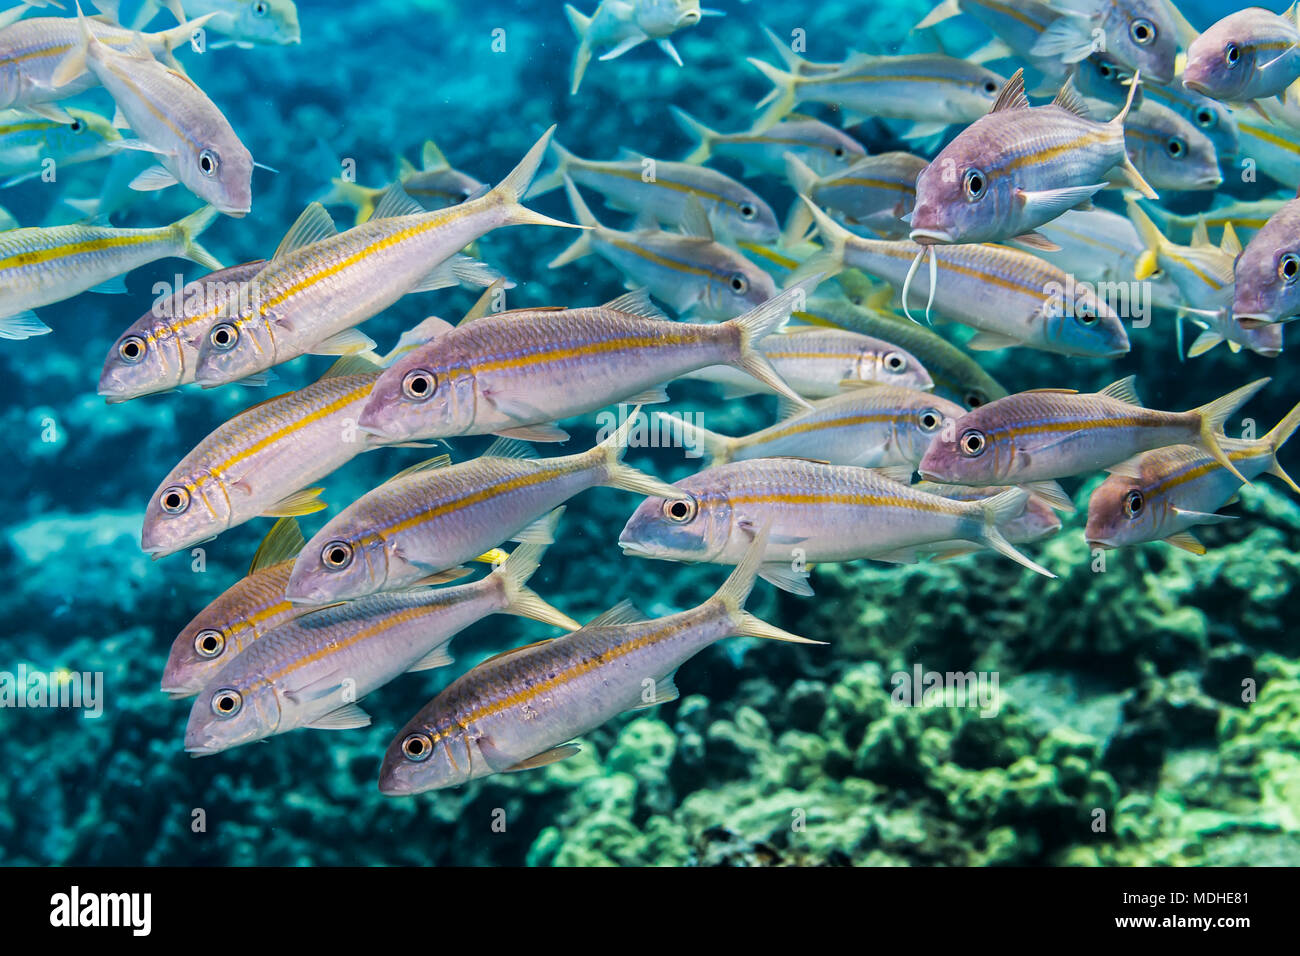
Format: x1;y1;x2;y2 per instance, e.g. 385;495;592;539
98;260;268;401
796;197;1131;357
131;0;301;48
192;127;570;387
1139;76;1241;164
0;205;220;341
1232;186;1300;325
0;106;119;186
1114;98;1222;191
909;69;1157;252
682;324;934;399
0;6;208;119
565;0;711;95
1028;0;1185;84
1085;401;1300;553
654;383;965;468
356;283;817;446
551;178;775;320
184;540;581;756
377;526;819;794
748;51;1006;140
783;151;927;241
140;353;396;559
914;0;1072;82
1183;5;1300;111
1229;110;1300;187
160;516;311;699
51;5;255;216
1033;207;1181;310
617;457;1055;593
916;480;1067;546
285;417;686;606
527;140;779;243
317;139;485;227
673;108;865;178
1137;198;1287;246
917;376;1271;486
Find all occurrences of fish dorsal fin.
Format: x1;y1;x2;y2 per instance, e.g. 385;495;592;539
1190;216;1211;248
320;353;382;379
1051;79;1090;118
604;287;669;320
1220;221;1242;257
249;517;307;574
1098;376;1142;406
460;279;506;326
587;599;649;627
482;437;537;460
272;203;338;261
421;139;449;171
992;69;1030;113
371;181;424;219
478;637;557;667
384;455;453;484
679;195;714;240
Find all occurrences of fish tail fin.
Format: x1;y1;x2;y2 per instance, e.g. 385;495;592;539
491;127;582;229
653;411;734;465
748;56;799;127
172;205;223;270
1195;378;1272;484
524;138;575;199
728;279;820;410
671;106;718;164
976;488;1056;578
548;176;597;268
128;0;162;29
1126;198;1166;279
565;3;593;94
787;195;847;284
317;178;380;223
156;12;217;50
760;24;816;76
714;523;822;644
495;538;583;631
1264;399;1300;493
915;0;962;30
592;405;688;498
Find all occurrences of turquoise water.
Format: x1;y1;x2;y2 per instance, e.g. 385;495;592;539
1;0;1298;866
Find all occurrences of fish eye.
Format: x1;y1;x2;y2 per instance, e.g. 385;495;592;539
833;146;845;157
1279;253;1299;282
198;148;220;177
401;369;436;401
160;485;190;514
69;118;82;132
918;408;943;431
1130;18;1155;46
117;334;146;364
194;629;225;658
1123;489;1145;518
1098;62;1115;78
963;167;986;201
1224;43;1240;67
984;80;998;93
253;0;269;14
211;688;243;718
1166;137;1186;157
965;391;986;408
208;322;239;351
661;496;698;523
729;273;749;294
1195;108;1216;128
959;428;986;457
321;540;354;570
883;350;907;372
402;732;432;762
739;203;756;220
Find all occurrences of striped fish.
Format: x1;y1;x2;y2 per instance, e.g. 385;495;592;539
357;283;816;446
183;540;581;756
918;376;1271;486
526;140;779;243
1184;5;1300;108
0;205;220;341
565;0;707;95
285;414;686;606
1143;198;1285;246
161;517;311;699
618;458;1055;592
916;479;1067;547
915;0;1069;81
0;106;120;185
98;259;268;402
131;0;301;48
1138;77;1240;165
909;69;1156;251
682;324;934;399
317;139;484;227
672;108;865;178
549;176;776;320
1034;207;1181;310
798;198;1131;357
1229;112;1300;187
193;127;568;387
1233;191;1300;326
140;354;387;559
1086;401;1300;553
1117;99;1222;192
377;527;820;794
784;151;927;241
655;383;965;467
1027;0;1184;84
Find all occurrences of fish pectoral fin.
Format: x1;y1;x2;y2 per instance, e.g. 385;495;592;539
630;673;680;710
407;645;455;673
308;328;377;356
128;165;179;192
1104;454;1146;479
758;563;814;596
598;34;648;61
1171;508;1237;524
108;138;170;155
406;566;474;587
871;464;915;484
304;702;372;731
493;423;571;443
88;275;129;294
1163;531;1207;555
502;744;582;773
738;515;807;545
1015;184;1104;223
263;486;327;517
1010;230;1061;252
1029;13;1097;63
966;330;1022;351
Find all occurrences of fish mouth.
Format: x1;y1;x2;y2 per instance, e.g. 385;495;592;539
909;228;953;245
917;469;944;482
618;541;655;558
1085;538;1115;551
1233;312;1279;327
1182;78;1212;97
1195;174;1224;189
